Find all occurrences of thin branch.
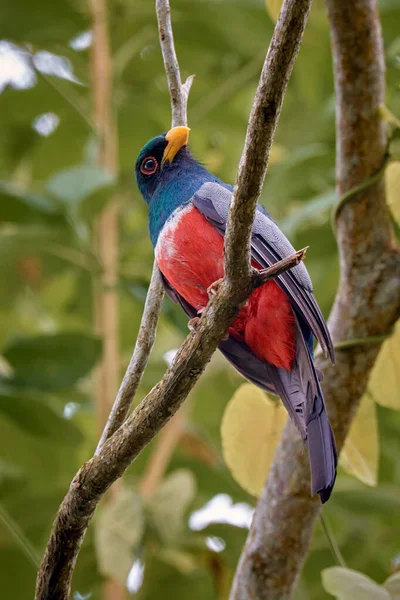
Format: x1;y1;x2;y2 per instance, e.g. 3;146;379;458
0;503;41;570
89;0;119;435
224;0;313;287
96;0;195;451
96;260;164;452
230;1;400;599
89;0;125;597
319;513;346;568
156;0;194;127
252;247;308;288
35;0;312;596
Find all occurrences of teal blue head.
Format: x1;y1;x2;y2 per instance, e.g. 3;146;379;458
135;126;193;203
135;127;222;245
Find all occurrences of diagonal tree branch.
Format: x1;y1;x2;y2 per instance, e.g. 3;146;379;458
35;0;313;597
229;1;400;599
96;258;164;451
224;0;312;285
156;0;195;128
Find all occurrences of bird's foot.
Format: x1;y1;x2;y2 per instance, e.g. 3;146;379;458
188;309;229;341
188;316;201;332
207;278;224;299
188;307;205;331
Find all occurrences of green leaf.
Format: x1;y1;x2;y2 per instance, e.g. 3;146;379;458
280;189;336;237
386;161;400;227
368;320;400;410
0;393;83;444
157;548;197;574
221;383;287;496
321;567;391;600
339;393;379;486
3;333;101;390
94;488;144;585
0;183;63;225
384;572;400;599
146;469;197;544
0;0;86;44
0;460;23;484
46;164;115;219
0;224;60;263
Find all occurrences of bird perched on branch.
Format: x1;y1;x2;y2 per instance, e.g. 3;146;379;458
136;126;337;502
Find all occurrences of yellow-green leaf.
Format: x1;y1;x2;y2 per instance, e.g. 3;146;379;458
157;548;197;573
380;104;400;129
94;488;144;585
384;572;400;599
322;567;391;600
368;320;400;410
265;0;283;23
386;161;400;227
340;393;379;486
146;469;197;543
221;383;287;496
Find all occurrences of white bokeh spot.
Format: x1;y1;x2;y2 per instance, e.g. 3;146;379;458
69;31;93;52
33;113;60;137
189;494;254;531
127;560;145;595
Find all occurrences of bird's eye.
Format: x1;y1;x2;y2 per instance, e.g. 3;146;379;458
140;156;158;175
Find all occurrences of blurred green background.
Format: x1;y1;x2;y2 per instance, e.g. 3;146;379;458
0;0;400;598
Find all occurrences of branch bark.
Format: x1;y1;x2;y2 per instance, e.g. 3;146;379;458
224;0;312;284
156;0;194;128
35;0;313;596
230;1;400;599
96;259;164;452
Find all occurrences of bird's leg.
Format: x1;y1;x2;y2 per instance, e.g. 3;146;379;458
188;307;205;332
207;278;224;299
188;316;201;331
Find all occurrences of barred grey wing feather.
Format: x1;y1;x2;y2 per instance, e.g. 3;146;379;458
193;181;335;363
191;181;337;502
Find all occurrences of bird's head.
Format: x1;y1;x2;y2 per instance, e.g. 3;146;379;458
135;126;192;203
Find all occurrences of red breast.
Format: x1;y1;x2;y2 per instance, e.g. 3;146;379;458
156;205;295;370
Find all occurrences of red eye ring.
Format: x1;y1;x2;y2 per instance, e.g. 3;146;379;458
140;156;158;175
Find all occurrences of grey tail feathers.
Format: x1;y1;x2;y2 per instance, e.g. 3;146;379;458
264;323;337;503
218;330;337;502
305;396;337;502
161;272;337;501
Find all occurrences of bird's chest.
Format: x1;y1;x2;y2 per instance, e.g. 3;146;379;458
155;204;225;310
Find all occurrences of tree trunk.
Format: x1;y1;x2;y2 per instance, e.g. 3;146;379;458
229;1;400;598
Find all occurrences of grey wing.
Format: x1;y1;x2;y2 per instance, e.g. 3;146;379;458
191;182;337;501
192;181;335;363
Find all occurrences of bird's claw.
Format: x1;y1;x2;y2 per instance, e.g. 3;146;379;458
188;309;229;341
207;278;224;299
188;316;200;332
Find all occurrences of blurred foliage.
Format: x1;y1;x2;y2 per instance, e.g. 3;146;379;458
322;567;400;600
221;383;287;496
0;0;399;599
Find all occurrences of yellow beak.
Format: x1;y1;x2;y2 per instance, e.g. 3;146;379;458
162;126;190;165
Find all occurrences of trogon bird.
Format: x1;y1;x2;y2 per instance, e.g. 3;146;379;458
136;126;337;502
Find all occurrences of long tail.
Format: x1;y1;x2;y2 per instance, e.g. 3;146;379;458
218;325;337;502
306;396;337;502
266;324;337;503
